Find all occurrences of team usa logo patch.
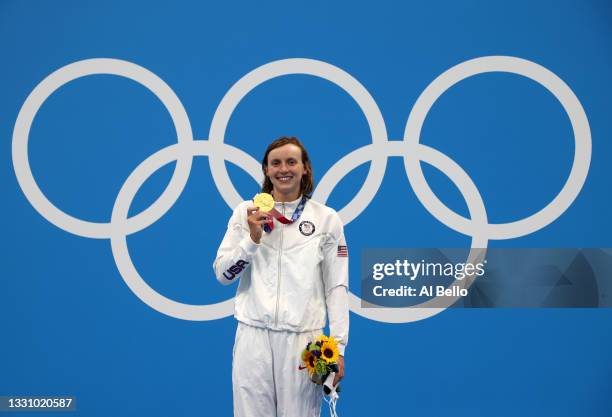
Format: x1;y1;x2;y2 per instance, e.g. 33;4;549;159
337;245;348;257
298;220;315;236
223;260;249;281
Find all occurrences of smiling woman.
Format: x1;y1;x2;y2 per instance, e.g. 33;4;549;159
261;136;315;202
213;136;350;417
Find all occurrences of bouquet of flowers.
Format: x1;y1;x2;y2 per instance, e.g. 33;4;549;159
299;335;341;416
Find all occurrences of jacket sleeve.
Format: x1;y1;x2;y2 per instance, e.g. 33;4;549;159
213;203;260;286
321;211;350;355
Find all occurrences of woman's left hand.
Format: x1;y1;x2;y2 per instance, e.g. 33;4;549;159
333;355;344;387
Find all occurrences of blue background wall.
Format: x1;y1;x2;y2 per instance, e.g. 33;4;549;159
1;1;611;416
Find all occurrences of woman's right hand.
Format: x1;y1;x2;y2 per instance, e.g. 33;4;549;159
246;206;270;244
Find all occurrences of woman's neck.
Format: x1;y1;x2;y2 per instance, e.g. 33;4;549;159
272;190;301;203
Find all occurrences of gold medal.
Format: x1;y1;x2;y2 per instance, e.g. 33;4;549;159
253;193;275;213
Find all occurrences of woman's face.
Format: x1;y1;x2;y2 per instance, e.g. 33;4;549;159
264;144;307;200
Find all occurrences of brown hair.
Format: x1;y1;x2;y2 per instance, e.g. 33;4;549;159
261;136;314;197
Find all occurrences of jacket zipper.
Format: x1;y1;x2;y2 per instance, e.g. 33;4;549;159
274;202;285;327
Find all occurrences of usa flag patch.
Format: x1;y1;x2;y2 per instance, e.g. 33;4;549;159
337;245;348;257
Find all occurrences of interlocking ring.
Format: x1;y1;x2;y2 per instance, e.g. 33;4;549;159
12;56;591;323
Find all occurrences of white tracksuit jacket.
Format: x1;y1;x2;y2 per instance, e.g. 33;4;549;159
213;196;349;354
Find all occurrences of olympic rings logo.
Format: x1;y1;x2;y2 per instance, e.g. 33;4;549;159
12;56;591;323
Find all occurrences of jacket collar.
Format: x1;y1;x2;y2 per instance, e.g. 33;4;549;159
273;194;304;215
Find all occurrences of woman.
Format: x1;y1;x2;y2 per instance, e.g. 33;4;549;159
213;136;349;417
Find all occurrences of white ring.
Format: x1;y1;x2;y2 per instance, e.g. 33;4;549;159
12;58;194;239
110;140;261;321
208;58;388;225
338;141;489;322
403;56;591;240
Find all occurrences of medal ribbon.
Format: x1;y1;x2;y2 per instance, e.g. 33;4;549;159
263;196;308;233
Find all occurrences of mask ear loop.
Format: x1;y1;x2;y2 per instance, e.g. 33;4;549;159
323;386;339;417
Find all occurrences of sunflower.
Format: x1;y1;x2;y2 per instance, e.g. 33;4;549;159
319;337;339;364
301;349;317;375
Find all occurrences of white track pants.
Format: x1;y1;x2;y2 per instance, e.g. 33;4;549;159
232;322;323;417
